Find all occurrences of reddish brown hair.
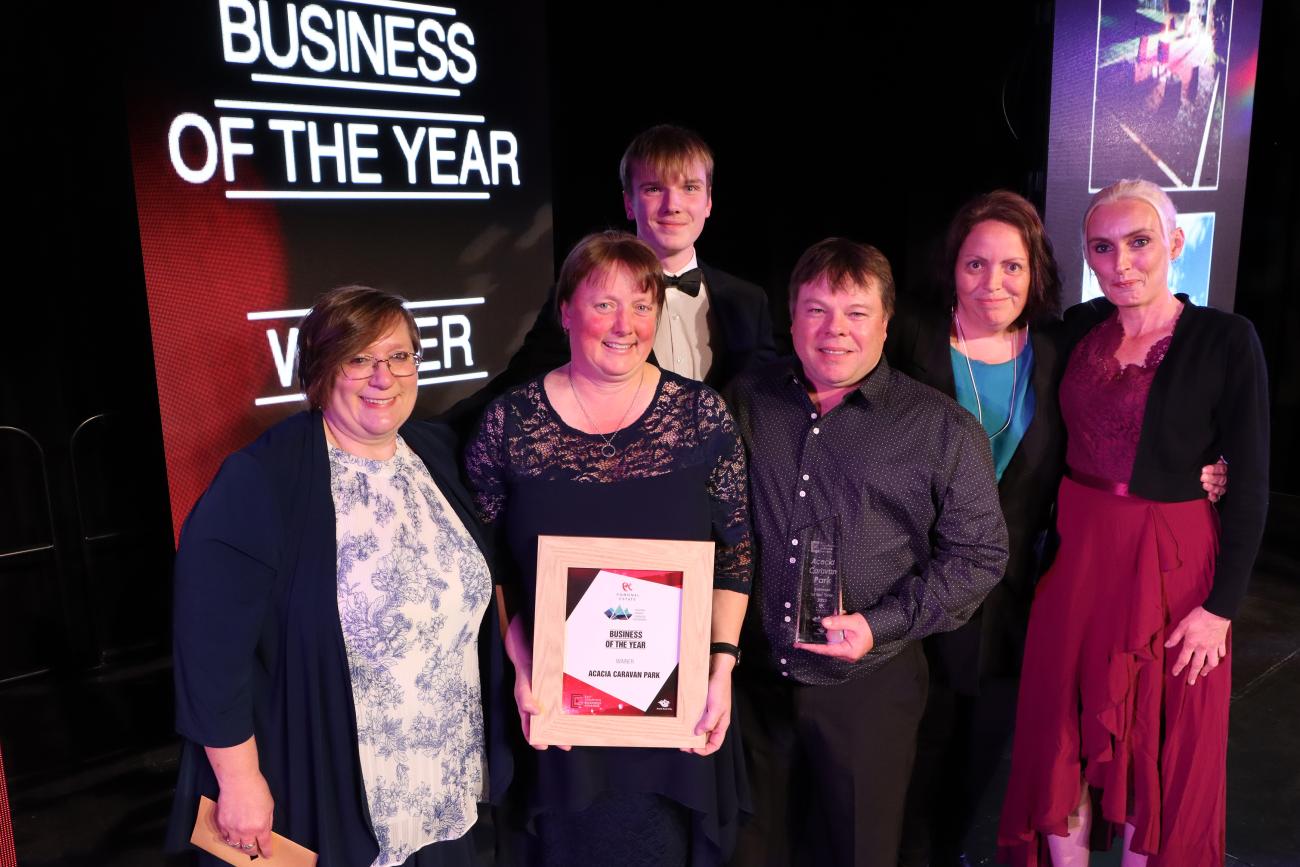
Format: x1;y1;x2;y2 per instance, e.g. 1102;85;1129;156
555;231;667;315
942;190;1061;325
296;285;420;409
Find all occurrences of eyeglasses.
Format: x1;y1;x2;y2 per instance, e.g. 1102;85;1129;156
340;351;422;379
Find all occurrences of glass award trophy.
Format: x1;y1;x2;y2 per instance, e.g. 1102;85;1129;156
796;516;843;644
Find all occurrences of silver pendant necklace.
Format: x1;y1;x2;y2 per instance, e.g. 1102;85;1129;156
568;364;646;458
953;311;1024;439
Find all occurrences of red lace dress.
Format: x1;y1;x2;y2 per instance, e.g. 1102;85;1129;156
998;310;1228;867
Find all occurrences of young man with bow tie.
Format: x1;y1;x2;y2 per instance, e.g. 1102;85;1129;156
442;124;776;437
617;124;775;388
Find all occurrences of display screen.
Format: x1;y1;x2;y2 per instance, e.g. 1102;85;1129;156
124;0;553;537
1044;0;1262;308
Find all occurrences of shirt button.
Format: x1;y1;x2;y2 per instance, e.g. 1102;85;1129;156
799;490;806;497
780;658;787;665
784;601;792;609
810;412;818;419
781;671;789;677
812;427;820;435
788;557;796;564
673;314;680;320
802;474;809;481
791;539;798;546
783;615;791;623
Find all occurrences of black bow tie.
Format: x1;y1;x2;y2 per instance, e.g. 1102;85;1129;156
664;268;703;297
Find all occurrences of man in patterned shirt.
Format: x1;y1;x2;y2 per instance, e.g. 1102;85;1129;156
726;238;1008;867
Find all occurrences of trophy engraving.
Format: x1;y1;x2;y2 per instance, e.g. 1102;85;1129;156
796;516;843;644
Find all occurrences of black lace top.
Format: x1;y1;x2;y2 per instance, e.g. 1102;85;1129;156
466;370;752;597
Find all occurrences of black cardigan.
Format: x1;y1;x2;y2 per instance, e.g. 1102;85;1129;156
1062;296;1270;618
886;307;1067;691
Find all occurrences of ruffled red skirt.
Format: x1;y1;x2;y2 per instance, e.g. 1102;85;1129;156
1;743;14;867
997;477;1229;867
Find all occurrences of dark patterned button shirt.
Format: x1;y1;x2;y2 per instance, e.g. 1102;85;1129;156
728;357;1008;686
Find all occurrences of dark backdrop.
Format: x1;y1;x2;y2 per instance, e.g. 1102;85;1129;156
1;0;1295;793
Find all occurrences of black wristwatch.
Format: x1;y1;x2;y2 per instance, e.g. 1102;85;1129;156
710;642;742;665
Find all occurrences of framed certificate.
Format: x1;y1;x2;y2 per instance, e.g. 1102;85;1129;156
530;535;715;748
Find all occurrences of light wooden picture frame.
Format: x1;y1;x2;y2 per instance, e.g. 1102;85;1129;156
530;535;715;748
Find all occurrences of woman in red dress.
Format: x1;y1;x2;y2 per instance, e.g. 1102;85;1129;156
997;180;1270;866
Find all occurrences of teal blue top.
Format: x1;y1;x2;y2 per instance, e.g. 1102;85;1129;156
950;338;1035;481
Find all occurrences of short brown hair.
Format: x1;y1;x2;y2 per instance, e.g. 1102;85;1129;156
555;231;666;316
943;190;1061;325
789;238;896;318
619;125;715;193
296;285;421;409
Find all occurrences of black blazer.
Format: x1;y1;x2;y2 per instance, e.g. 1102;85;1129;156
441;261;776;441
885;306;1066;692
1060;296;1269;619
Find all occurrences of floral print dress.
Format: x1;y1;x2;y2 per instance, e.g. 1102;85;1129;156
329;437;492;867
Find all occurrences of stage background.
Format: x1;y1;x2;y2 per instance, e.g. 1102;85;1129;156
125;0;553;538
1044;0;1264;310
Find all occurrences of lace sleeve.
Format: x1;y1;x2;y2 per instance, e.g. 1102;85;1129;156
464;398;508;525
698;388;753;594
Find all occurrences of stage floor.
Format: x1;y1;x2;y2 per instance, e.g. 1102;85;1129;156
8;520;1299;866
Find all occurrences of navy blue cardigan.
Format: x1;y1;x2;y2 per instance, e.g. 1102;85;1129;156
165;411;513;863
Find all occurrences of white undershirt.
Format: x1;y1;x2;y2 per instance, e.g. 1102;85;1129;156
653;253;715;381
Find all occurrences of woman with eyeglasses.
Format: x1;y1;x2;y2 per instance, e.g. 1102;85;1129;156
167;285;510;866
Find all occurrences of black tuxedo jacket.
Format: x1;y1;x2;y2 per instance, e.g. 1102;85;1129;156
441;261;776;441
885;305;1066;692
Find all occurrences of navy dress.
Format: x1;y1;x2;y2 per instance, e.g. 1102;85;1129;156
466;371;752;866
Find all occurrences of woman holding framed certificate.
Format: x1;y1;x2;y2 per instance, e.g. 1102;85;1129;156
466;231;753;866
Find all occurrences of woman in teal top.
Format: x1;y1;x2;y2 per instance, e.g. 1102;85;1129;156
949;337;1036;481
888;191;1068;867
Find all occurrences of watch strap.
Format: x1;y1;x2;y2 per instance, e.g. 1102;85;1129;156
710;641;741;665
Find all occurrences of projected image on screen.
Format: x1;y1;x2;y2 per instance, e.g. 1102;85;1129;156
125;0;553;538
1088;0;1236;190
1044;0;1259;311
1082;211;1216;307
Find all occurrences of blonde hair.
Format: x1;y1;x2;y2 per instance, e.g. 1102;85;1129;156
1083;178;1178;244
619;125;714;193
